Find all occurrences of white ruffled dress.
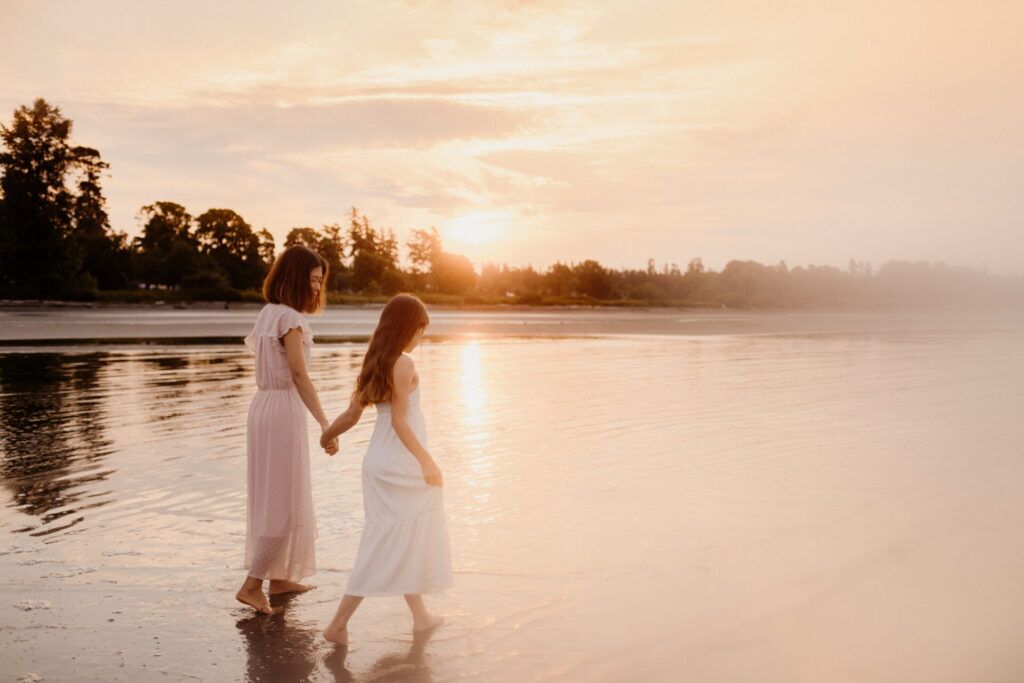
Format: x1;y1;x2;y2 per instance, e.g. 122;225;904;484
345;375;454;596
242;303;318;581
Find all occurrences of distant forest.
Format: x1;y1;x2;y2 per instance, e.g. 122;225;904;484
1;98;1020;309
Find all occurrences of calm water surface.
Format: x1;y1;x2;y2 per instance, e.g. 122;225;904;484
2;311;1024;682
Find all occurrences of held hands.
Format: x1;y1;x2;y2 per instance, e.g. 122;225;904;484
421;458;444;487
319;424;339;456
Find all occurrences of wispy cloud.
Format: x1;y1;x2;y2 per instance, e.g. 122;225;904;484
1;0;1022;271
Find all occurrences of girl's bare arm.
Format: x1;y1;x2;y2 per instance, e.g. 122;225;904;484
321;394;365;446
390;355;443;486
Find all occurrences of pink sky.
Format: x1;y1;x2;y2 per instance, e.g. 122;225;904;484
1;1;1022;273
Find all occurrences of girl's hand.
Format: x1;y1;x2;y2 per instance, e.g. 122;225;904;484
420;459;443;487
320;427;339;455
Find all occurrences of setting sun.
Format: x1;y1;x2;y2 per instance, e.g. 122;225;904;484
443;211;509;247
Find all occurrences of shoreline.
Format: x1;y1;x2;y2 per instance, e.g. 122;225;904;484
2;291;724;311
1;297;1017;314
1;307;1021;346
0;297;696;312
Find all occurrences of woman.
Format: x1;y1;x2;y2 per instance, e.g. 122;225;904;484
235;245;339;614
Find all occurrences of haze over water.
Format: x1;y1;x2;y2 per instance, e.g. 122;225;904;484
2;309;1024;681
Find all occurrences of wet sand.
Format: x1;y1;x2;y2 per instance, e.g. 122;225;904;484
2;311;1024;681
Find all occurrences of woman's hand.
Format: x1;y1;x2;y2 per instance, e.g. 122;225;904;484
320;425;339;456
420;458;443;487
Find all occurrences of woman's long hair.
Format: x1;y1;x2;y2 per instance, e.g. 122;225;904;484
262;245;329;314
354;294;430;406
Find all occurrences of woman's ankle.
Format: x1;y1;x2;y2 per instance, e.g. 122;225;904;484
241;576;263;591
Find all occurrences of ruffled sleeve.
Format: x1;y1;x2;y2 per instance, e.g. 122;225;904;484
243;304;314;353
273;306;314;349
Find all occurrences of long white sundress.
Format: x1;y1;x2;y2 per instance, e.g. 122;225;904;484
345;372;454;597
242;303;317;581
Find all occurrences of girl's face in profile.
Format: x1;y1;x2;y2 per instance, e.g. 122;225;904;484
404;325;426;353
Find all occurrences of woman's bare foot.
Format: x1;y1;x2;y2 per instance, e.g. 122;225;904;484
323;623;349;645
268;579;315;596
235;586;277;614
413;614;445;634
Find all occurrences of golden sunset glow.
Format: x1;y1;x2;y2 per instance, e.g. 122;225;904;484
445;211;509;247
458;341;488;428
457;341;494;509
1;1;1022;272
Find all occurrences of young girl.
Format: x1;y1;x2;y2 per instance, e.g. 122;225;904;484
320;293;453;644
235;245;339;615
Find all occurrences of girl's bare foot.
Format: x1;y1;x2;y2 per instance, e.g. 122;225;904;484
413;614;445;633
235;586;277;614
323;623;349;645
268;579;315;596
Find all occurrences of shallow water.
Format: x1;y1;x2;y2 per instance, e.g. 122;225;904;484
2;312;1024;681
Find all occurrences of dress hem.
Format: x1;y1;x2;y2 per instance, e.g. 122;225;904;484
244;566;318;583
343;582;453;598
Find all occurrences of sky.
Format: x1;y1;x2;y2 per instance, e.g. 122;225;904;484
1;0;1022;273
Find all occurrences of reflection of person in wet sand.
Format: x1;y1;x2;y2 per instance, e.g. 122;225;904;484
358;627;438;682
320;294;453;645
236;593;438;683
236;594;324;682
235;246;340;614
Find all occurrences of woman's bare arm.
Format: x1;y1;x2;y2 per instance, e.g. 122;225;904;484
390;355;443;486
283;327;331;428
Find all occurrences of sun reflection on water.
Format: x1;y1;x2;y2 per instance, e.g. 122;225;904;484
457;341;494;505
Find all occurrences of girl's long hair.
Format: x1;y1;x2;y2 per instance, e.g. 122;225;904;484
354;294;430;406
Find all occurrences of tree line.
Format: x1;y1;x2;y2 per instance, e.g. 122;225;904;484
1;98;1019;309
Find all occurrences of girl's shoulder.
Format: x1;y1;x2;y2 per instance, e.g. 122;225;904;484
393;354;419;392
393;353;417;379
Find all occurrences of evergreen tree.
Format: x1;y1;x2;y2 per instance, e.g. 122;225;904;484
347;208;403;293
0;99;130;296
69;146;131;290
0;99;79;296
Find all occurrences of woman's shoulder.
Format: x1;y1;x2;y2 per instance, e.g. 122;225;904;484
261;301;304;316
259;302;308;324
250;302;313;347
